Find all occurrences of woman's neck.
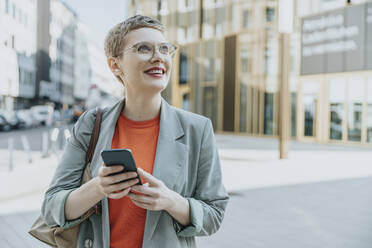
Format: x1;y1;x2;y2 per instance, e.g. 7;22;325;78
122;94;161;121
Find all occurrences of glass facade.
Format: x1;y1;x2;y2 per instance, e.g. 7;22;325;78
329;79;346;140
131;0;372;146
203;40;216;82
367;78;372;143
182;93;190;111
256;89;261;134
179;47;188;85
302;82;319;137
239;82;247;132
347;78;364;142
264;92;274;135
203;86;217;128
249;86;255;133
291;93;297;137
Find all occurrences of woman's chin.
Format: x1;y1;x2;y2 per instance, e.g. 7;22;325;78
140;80;168;93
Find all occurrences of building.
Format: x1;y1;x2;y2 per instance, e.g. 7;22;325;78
74;21;92;101
0;0;37;110
128;0;282;137
35;0;120;110
297;0;372;145
128;0;372;146
36;0;79;107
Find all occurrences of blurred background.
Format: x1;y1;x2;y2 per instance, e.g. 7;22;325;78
1;0;372;247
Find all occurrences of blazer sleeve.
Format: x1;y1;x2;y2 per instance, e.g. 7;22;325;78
175;119;229;237
41;109;95;229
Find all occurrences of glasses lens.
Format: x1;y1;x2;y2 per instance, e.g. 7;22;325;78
137;43;153;54
159;44;170;54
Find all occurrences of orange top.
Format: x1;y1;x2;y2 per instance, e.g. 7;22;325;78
109;113;160;248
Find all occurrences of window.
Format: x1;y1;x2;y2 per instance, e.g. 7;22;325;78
240;48;250;73
242;10;249;28
249;87;254;133
182;93;190;111
5;0;9;13
291;93;297;137
12;3;16;19
266;7;275;22
19;68;22;84
203;86;217;128
264;38;278;75
179;50;188;85
159;0;168;13
204;41;216;82
11;35;15;49
204;58;215;82
264;92;274;135
256;89;261;134
239;82;247;132
303;82;319;137
347;77;364;142
329;79;346;140
367;78;372;143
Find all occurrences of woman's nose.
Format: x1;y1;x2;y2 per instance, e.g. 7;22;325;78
150;49;167;63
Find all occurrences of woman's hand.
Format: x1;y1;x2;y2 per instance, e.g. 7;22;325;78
128;168;191;226
127;168;174;211
96;163;140;199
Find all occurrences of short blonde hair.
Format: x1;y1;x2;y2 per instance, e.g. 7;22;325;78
104;15;164;58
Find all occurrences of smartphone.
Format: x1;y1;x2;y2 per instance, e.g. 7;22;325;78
101;149;142;185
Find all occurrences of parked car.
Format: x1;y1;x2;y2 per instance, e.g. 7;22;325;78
0;110;22;129
16;109;39;128
30;105;54;126
0;114;11;131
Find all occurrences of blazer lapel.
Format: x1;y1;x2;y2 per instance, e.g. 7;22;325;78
143;98;188;244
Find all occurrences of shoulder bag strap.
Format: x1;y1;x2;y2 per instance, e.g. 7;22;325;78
85;107;102;165
80;107;103;217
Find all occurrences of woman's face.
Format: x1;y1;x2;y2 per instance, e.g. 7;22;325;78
113;27;173;96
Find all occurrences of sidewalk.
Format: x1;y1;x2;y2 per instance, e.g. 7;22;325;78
1;137;372;214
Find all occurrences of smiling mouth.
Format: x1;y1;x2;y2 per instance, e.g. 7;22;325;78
143;68;166;78
144;68;165;75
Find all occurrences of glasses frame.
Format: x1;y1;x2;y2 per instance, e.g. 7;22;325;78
116;41;178;59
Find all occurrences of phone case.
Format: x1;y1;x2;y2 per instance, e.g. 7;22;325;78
101;149;142;185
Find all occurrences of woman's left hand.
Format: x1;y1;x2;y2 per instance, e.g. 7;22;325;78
128;168;175;211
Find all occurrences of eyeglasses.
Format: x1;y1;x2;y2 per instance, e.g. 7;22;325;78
117;41;178;59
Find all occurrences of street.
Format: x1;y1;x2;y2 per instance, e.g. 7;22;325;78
0;124;73;152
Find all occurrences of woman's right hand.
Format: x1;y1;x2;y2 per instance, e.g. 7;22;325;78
96;163;139;199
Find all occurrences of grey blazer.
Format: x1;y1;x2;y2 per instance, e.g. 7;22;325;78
41;97;229;248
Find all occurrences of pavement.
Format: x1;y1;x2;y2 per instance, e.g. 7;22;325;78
0;134;372;247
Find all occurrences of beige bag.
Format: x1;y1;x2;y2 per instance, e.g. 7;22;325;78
29;108;102;247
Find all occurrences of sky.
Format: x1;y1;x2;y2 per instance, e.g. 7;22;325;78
63;0;129;49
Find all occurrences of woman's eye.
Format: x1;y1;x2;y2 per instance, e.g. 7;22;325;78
138;44;152;53
160;45;169;53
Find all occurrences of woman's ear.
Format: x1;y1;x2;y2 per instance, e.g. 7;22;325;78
107;57;122;76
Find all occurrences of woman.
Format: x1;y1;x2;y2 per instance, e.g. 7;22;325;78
41;15;229;248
